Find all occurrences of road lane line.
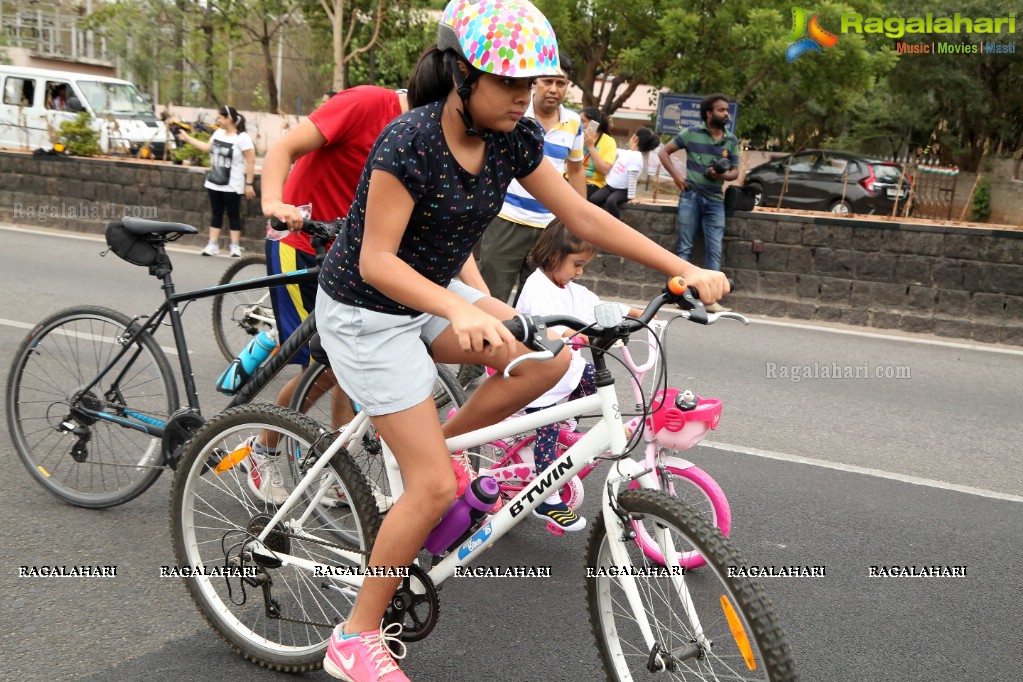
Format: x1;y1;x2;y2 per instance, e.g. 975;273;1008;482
0;317;181;356
704;441;1023;503
746;317;1023;356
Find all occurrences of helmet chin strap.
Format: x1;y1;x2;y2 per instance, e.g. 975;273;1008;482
444;52;489;139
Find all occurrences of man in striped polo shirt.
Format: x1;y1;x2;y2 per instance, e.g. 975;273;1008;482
478;60;586;304
657;94;740;312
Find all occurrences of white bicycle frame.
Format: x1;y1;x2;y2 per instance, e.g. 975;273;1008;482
249;357;708;654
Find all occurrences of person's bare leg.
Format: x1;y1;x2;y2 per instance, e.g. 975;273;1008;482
342;397;456;634
207;226;221;245
433;296;570;438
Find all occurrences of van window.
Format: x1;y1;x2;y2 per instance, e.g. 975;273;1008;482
46;81;72;111
77;80;153;117
3;77;36;107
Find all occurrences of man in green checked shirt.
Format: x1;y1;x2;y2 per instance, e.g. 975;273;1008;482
657;94;740;312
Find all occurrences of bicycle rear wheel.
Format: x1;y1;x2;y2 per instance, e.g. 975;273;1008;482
170;404;382;671
587;489;796;681
290;363;466;513
6;306;178;508
212;254;273;362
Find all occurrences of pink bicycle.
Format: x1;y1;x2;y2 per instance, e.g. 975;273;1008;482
467;317;739;569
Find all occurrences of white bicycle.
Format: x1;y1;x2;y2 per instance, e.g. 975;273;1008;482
169;278;797;680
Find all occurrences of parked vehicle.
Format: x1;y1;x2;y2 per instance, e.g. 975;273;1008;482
0;65;170;157
743;149;911;215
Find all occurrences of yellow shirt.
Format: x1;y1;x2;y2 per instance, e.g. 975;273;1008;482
584;133;618;188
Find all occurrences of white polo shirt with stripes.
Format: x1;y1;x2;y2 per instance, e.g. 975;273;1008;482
498;102;584;228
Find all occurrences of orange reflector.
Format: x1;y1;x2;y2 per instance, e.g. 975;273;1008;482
720;594;757;670
214;444;251;474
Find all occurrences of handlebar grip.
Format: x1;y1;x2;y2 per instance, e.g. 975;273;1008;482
503;315;528;343
666;276;737;299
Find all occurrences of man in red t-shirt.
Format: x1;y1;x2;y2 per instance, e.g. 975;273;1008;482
245;87;408;504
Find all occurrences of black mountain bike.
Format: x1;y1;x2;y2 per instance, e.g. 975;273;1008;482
6;217;464;508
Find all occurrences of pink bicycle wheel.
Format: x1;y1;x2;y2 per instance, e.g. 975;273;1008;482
628;462;730;570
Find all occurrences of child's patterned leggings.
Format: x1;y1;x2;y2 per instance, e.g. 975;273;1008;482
525;362;597;473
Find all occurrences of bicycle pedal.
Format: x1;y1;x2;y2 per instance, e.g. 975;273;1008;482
546;521;564;536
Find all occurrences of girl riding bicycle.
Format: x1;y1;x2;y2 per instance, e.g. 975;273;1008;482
315;1;728;679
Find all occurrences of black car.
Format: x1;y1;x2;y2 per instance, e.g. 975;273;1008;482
742;150;911;215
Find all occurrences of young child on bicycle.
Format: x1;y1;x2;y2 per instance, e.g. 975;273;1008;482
514;221;644;531
314;1;728;679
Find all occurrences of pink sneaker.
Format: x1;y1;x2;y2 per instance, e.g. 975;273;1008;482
323;622;409;681
450;450;478;499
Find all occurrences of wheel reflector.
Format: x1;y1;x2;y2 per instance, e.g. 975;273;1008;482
720;594;757;670
37;465;50;478
214;444;251;474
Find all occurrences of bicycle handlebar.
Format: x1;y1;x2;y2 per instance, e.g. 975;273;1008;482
269;217;341;263
503;277;744;359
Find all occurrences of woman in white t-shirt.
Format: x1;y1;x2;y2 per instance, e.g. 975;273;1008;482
176;105;256;257
515;220;644;531
588;126;659;219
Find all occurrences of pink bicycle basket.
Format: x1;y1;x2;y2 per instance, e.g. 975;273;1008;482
646;388;722;451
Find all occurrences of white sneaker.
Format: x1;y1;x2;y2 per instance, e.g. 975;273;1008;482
241;438;288;505
201;242;220;257
229;243;243;258
317;471;348;507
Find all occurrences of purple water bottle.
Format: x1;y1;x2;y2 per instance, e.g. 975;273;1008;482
424;476;500;555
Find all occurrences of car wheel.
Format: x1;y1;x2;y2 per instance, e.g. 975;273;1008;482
747;183;764;207
829;199;852;215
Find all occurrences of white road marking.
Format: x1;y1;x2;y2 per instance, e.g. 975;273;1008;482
0;317;180;356
705;440;1023;503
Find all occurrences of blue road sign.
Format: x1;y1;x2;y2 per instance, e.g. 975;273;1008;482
656;94;738;137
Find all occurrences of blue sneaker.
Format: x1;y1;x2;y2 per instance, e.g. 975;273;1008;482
533;498;586;532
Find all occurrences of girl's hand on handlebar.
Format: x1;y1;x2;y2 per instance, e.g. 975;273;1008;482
449;304;516;361
261;200;305;232
681;268;730;304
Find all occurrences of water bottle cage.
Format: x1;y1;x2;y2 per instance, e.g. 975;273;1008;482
215;357;252;396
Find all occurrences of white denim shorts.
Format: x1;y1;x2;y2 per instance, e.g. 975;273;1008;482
314;280;485;416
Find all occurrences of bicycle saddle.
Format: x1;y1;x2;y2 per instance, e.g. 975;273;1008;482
122;217;198;235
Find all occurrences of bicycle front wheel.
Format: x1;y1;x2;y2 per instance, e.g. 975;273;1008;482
212;254;273;362
587;489;796;681
291;363;466;513
170;404;382;671
6;306;178;508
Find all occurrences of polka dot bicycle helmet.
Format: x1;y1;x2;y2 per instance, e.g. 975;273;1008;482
437;0;561;136
438;0;561;78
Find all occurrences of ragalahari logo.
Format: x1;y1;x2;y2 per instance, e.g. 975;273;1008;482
786;7;839;62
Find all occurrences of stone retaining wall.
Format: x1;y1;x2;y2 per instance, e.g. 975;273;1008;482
3;151;1021;345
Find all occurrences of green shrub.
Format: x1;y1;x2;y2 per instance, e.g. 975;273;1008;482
971;175;991;222
173;130;211;167
58;111;101;157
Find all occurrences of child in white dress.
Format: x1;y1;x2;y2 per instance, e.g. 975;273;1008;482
515;221;643;531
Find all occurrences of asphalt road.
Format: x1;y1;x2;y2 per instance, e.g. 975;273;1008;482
1;224;1020;682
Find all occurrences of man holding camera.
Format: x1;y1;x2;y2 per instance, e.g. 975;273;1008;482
657;94;739;312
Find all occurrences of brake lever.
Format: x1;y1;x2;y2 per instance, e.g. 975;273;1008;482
504;349;556;377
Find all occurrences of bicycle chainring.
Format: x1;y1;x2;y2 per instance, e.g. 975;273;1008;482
383;564;439;646
162;408;206;469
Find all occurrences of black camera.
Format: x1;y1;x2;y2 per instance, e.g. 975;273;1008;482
706;157;731;178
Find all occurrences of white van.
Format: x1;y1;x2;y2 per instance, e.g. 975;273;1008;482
0;65;170;157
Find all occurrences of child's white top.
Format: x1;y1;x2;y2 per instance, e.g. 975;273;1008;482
516;268;629;408
604;149;645;198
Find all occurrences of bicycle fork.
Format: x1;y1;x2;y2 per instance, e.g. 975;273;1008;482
601;459;710;671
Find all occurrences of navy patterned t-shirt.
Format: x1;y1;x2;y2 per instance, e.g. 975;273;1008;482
319;100;545;315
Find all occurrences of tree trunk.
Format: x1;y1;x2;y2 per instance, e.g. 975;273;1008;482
202;5;218;104
173;0;188;103
261;23;279;111
333;0;345;91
